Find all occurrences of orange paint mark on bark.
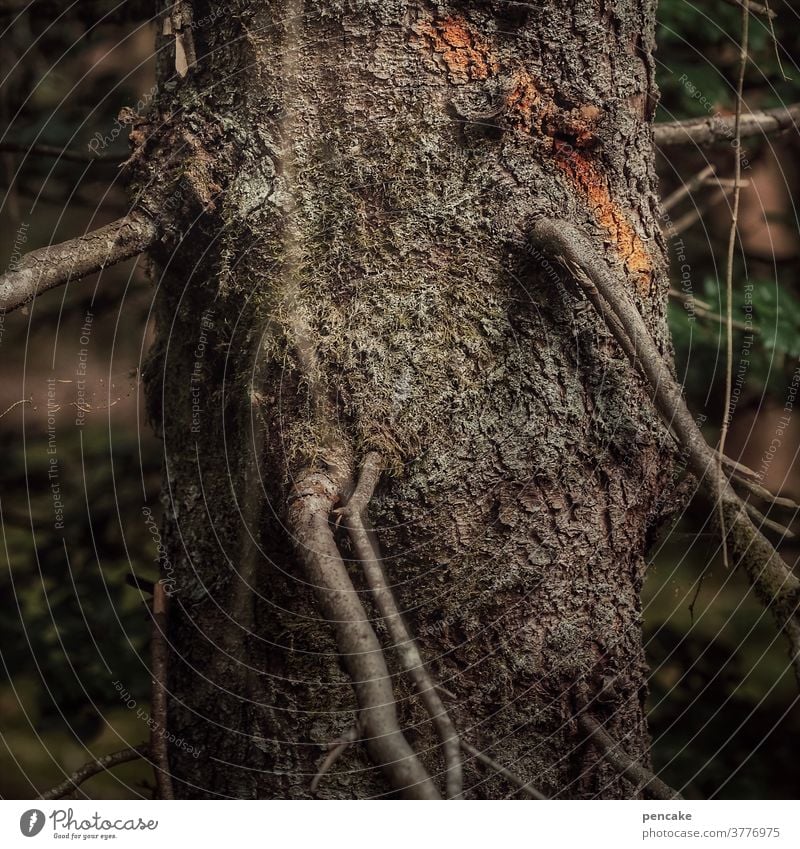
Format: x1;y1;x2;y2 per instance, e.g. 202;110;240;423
413;16;498;84
554;141;652;292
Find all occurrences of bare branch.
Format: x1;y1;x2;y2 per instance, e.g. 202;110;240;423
720;0;776;18
654;103;800;148
461;740;546;800
38;744;149;800
744;502;795;539
529;217;800;685
665;186;732;236
718;0;750;572
0;212;157;313
668;288;754;332
151;580;175;800
717;451;761;481
661;164;716;213
0;141;124;163
336;452;463;799
287;469;441;800
579;715;682;800
729;471;800;510
311;721;361;793
669;288;712;311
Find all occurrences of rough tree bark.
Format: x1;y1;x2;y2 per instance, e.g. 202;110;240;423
135;0;676;798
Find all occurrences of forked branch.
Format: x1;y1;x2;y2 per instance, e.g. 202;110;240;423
0;211;157;313
529;217;800;685
335;452;463;799
287;469;441;799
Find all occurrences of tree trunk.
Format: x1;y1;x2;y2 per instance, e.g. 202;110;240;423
137;0;674;799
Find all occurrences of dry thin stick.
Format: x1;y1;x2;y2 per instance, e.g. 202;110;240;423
719;0;775;17
529;218;800;685
731;472;800;510
578;715;682;800
744;502;795;539
39;744;149;800
287;469;441;800
0;141;124;163
661;164;716;213
693;304;751;332
335;452;463;799
763;0;790;82
0;398;31;419
719;0;750;571
669;289;754;332
0;212;157;313
716;451;761;480
654;102;800;148
666;186;732;237
669;288;712;311
311;721;361;792
460;740;546;800
151;580;175;800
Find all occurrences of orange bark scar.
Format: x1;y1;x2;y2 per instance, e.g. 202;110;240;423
503;70;545;133
554;142;652;292
411;15;653;292
413;16;498;84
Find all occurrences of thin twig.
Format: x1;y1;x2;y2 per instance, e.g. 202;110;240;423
311;722;361;793
730;471;800;510
529;217;800;686
38;744;149;800
719;0;750;571
669;288;712;311
669;289;754;332
0;212;157;313
0;398;31;419
654;102;800;147
335;452;463;799
0;141;125;163
719;0;775;18
763;0;790;81
578;715;682;800
461;740;546;800
287;469;441;800
716;451;761;481
745;502;795;539
665;186;732;236
661;164;716;213
151;580;175;799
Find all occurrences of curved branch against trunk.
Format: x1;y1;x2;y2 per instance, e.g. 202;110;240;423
0;211;157;313
529;218;800;685
654;103;800;148
286;469;441;800
336;451;463;799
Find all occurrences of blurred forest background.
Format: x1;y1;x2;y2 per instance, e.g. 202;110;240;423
1;0;799;799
